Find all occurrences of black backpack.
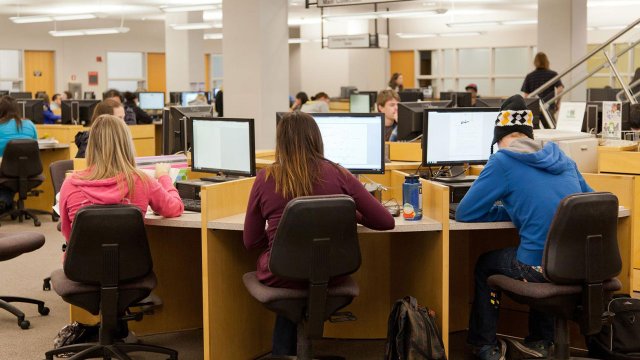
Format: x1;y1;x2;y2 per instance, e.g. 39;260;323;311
588;295;640;359
386;296;447;360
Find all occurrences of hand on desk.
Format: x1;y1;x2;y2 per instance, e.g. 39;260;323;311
154;163;170;179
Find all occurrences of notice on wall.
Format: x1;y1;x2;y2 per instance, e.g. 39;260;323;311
602;101;622;139
556;102;586;133
327;34;370;49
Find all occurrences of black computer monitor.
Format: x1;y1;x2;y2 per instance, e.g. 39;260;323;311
340;86;357;99
440;92;473;107
350;94;371;113
190;117;256;181
475;97;504;108
396;101;452;141
163;105;214;154
16;99;44;124
310;113;384;174
422;107;499;166
0;90;9;97
582;101;631;135
587;88;620;102
10;92;32;99
398;90;424;102
138;92;165;110
83;91;96;100
60;100;99;125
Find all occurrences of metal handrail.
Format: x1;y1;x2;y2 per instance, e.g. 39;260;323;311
528;17;640;99
616;78;640;102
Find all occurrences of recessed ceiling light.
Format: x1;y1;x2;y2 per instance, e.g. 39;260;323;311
49;27;129;37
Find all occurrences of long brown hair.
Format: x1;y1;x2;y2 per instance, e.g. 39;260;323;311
534;52;550;70
266;111;324;199
77;114;148;198
0;96;23;129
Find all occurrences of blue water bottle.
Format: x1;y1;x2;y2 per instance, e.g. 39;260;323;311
402;175;422;221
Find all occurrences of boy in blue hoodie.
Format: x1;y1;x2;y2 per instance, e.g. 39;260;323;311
456;94;593;360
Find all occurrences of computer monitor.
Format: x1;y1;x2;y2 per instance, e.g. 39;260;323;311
169;92;182;104
475;97;504;108
16;99;44;124
10;92;32;99
60;100;99;125
396;101;452;141
83;91;96;100
190;118;256;181
440;92;473;108
398;90;424;102
138;92;165;110
422;107;499;166
356;91;377;109
0;90;9;97
587;88;620;102
34;91;47;99
310;113;384;174
181;92;207;106
163;105;214;154
350;94;371;113
340;86;357;99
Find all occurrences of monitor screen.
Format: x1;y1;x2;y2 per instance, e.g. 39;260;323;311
191;118;256;177
181;92;207;106
311;113;384;174
398;90;423;102
350;94;371;113
440;92;472;107
10;92;32;99
139;92;165;110
397;101;452;141
61;100;99;125
16;100;44;124
423;108;499;166
163;105;214;154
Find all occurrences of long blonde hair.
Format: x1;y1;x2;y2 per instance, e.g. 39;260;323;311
266;111;324;199
77;114;148;198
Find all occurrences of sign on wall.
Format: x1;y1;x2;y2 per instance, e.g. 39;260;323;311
88;71;98;86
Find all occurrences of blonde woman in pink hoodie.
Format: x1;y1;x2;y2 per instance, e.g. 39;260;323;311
59;114;183;242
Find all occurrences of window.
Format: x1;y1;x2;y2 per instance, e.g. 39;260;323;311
107;52;144;91
0;50;22;91
211;54;223;90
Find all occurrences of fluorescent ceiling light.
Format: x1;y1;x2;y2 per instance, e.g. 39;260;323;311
10;13;96;24
501;19;537;25
288;18;322;26
49;27;129;37
203;33;223;40
588;1;640;7
161;4;218;12
203;10;223;21
213;23;223;29
324;13;378;21
447;21;499;28
378;8;447;19
440;31;483;37
288;38;310;44
396;32;437;39
170;22;214;30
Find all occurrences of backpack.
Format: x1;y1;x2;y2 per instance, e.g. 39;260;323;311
588;295;640;359
386;296;447;360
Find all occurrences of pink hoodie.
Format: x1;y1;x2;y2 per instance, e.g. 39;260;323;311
59;171;184;242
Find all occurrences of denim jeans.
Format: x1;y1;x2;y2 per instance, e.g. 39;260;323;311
468;247;554;347
272;315;297;356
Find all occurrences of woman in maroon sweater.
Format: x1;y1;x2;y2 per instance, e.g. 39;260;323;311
244;111;394;356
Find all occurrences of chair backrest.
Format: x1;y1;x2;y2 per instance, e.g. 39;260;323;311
64;205;152;285
0;139;42;178
50;159;73;201
543;192;622;285
269;195;361;283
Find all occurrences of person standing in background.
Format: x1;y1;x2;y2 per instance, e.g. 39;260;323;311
521;52;564;114
388;73;404;92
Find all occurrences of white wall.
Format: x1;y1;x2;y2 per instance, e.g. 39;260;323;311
0;16;165;96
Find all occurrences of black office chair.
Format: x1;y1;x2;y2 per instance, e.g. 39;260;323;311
488;192;622;359
243;195;360;360
0;139;56;227
45;205;178;360
0;231;49;329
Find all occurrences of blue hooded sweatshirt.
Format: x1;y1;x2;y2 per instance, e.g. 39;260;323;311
455;138;593;266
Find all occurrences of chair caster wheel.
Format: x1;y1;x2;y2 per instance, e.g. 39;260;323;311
43;279;51;291
38;305;50;316
34;220;41;227
52;215;59;222
19;319;30;329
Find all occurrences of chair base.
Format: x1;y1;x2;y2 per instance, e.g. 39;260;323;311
45;342;178;360
0;206;55;227
0;296;49;329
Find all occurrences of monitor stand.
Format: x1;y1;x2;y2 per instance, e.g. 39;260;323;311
433;165;477;184
200;173;243;183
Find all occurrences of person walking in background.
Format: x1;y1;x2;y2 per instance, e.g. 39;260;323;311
521;52;564;114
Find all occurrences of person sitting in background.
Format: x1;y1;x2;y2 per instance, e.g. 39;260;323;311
466;83;479;106
74;99;125;159
63;91;73;100
388;72;404;92
215;89;223;117
51;94;62;112
289;91;309;112
188;93;208;106
103;89;136;125
0;96;38;212
456;94;593;360
123;92;153;124
243;111;394;356
300;92;330;113
376;89;400;141
37;93;61;124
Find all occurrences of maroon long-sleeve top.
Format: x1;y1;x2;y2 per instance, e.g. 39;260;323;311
243;160;395;289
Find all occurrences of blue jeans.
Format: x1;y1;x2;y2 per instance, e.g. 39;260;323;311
272;315;297;356
468;247;554;347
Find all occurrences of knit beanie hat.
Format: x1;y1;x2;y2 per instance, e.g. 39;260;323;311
491;94;534;153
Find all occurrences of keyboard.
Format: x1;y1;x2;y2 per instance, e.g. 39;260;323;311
182;198;201;212
599;139;638;148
